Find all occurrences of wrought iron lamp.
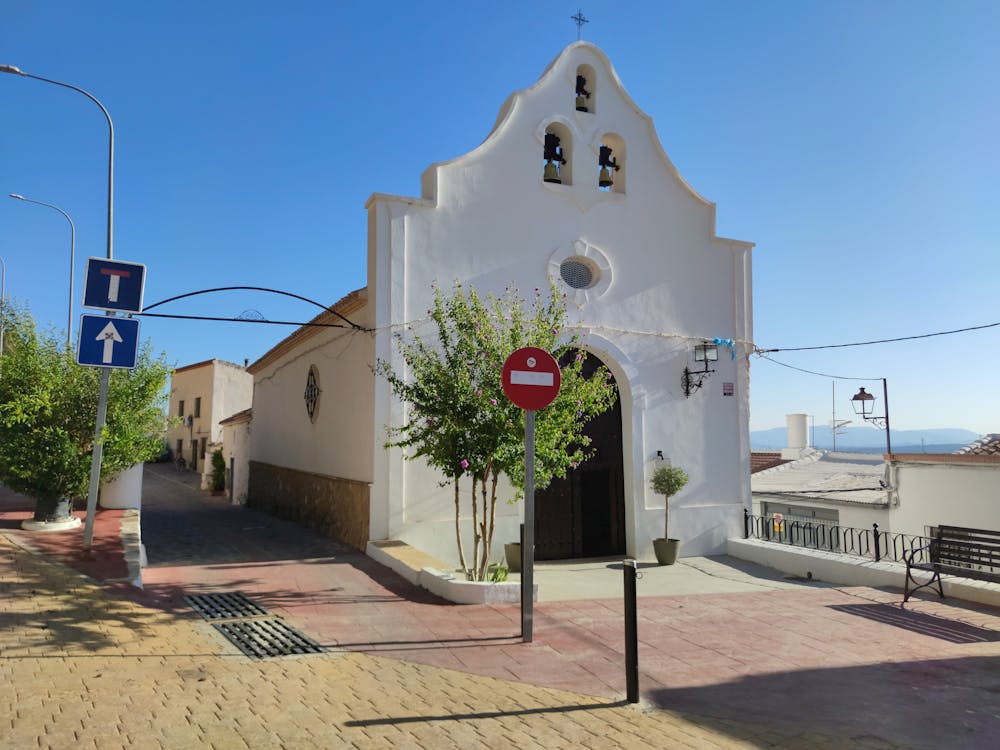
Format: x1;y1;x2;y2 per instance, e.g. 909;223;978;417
682;342;718;398
850;379;892;455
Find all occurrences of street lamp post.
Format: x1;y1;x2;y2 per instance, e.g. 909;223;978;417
8;194;76;349
2;65;114;546
851;378;892;456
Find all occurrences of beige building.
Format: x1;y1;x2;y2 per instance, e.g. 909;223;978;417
167;359;253;485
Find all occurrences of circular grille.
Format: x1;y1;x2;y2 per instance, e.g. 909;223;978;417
560;258;595;289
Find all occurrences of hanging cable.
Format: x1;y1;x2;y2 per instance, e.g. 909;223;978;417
757;320;1000;353
755;353;881;382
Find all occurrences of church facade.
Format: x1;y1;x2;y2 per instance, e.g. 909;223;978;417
247;42;754;564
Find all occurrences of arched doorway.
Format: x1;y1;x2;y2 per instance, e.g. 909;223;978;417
535;351;625;559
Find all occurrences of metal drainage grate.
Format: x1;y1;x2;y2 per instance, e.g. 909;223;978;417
213;618;325;659
185;592;269;620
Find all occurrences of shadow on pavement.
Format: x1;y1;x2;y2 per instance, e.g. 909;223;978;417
344;699;630;727
828;602;1000;643
0;541;176;654
648;655;1000;750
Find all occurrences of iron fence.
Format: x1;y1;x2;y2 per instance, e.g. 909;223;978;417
743;510;930;565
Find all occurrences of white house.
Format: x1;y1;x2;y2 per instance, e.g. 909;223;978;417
247;42;754;564
752;418;1000;542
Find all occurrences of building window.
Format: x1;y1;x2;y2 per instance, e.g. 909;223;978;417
178;400;185;417
542;122;572;185
200;438;207;459
176;439;183;461
598;133;626;194
194;397;201;418
575;64;596;113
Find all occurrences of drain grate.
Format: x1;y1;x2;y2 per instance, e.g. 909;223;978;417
213;618;325;659
185;592;269;620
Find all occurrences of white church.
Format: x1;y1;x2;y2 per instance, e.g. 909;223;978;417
244;41;754;566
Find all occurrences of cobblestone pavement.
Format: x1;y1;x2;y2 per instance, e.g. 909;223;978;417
2;537;853;750
4;465;1000;748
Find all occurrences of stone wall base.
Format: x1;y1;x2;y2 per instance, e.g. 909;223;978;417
248;461;370;550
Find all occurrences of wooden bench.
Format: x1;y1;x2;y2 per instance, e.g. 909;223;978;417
903;525;1000;603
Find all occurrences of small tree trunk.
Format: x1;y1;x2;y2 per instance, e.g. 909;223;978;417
453;477;467;574
664;494;670;540
34;496;73;523
470;476;481;580
478;470;490;580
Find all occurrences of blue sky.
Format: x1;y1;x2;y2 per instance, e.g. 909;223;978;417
2;2;998;434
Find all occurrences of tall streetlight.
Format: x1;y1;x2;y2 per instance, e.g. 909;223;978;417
2;65;114;546
9;194;76;349
851;378;892;456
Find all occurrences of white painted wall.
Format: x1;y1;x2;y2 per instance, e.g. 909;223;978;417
368;42;753;564
222;417;251;504
249;302;375;483
889;456;1000;536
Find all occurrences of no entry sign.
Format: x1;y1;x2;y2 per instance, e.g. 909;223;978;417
502;346;561;411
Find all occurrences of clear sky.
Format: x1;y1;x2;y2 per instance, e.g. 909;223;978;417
3;2;998;434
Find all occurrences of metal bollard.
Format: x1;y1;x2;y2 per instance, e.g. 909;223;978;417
624;558;639;703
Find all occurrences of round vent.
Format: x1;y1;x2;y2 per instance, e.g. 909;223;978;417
560;258;596;289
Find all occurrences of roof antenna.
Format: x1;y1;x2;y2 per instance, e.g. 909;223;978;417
571;9;589;41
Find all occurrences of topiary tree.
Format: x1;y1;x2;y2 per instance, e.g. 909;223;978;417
376;282;618;581
650;465;689;541
211;449;227;492
0;302;171;523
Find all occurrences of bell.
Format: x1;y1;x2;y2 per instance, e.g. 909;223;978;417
576;95;589;112
598;166;613;187
544;161;562;184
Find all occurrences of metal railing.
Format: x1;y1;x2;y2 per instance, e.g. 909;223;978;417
743;510;930;564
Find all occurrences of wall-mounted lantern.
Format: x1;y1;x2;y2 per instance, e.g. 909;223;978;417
682;342;718;398
850;379;892;455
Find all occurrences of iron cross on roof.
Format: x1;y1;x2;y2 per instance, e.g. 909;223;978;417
571;9;589;40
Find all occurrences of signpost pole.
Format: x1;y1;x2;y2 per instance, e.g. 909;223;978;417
83;367;111;548
522;409;535;643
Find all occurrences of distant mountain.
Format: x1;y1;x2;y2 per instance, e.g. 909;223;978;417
750;426;981;453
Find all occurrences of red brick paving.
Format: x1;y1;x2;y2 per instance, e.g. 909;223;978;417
7;463;1000;749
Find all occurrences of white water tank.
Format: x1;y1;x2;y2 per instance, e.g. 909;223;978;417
781;413;809;459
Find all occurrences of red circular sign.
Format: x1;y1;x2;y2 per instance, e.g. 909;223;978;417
501;346;561;411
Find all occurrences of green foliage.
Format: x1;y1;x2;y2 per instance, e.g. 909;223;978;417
0;303;170;508
650;465;689;497
211;449;227;492
376;282;618;580
650;465;689;540
486;561;508;583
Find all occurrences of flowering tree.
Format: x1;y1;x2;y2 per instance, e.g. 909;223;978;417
376;283;618;581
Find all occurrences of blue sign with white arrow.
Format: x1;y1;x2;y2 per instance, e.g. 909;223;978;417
77;315;140;369
83;257;146;313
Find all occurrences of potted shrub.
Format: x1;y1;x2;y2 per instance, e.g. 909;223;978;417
210;449;227;495
650;465;689;565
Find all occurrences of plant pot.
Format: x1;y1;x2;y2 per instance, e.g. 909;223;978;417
504;543;521;573
653;538;681;565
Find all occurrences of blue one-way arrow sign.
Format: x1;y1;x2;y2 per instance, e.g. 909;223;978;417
83;257;146;314
77;315;140;369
